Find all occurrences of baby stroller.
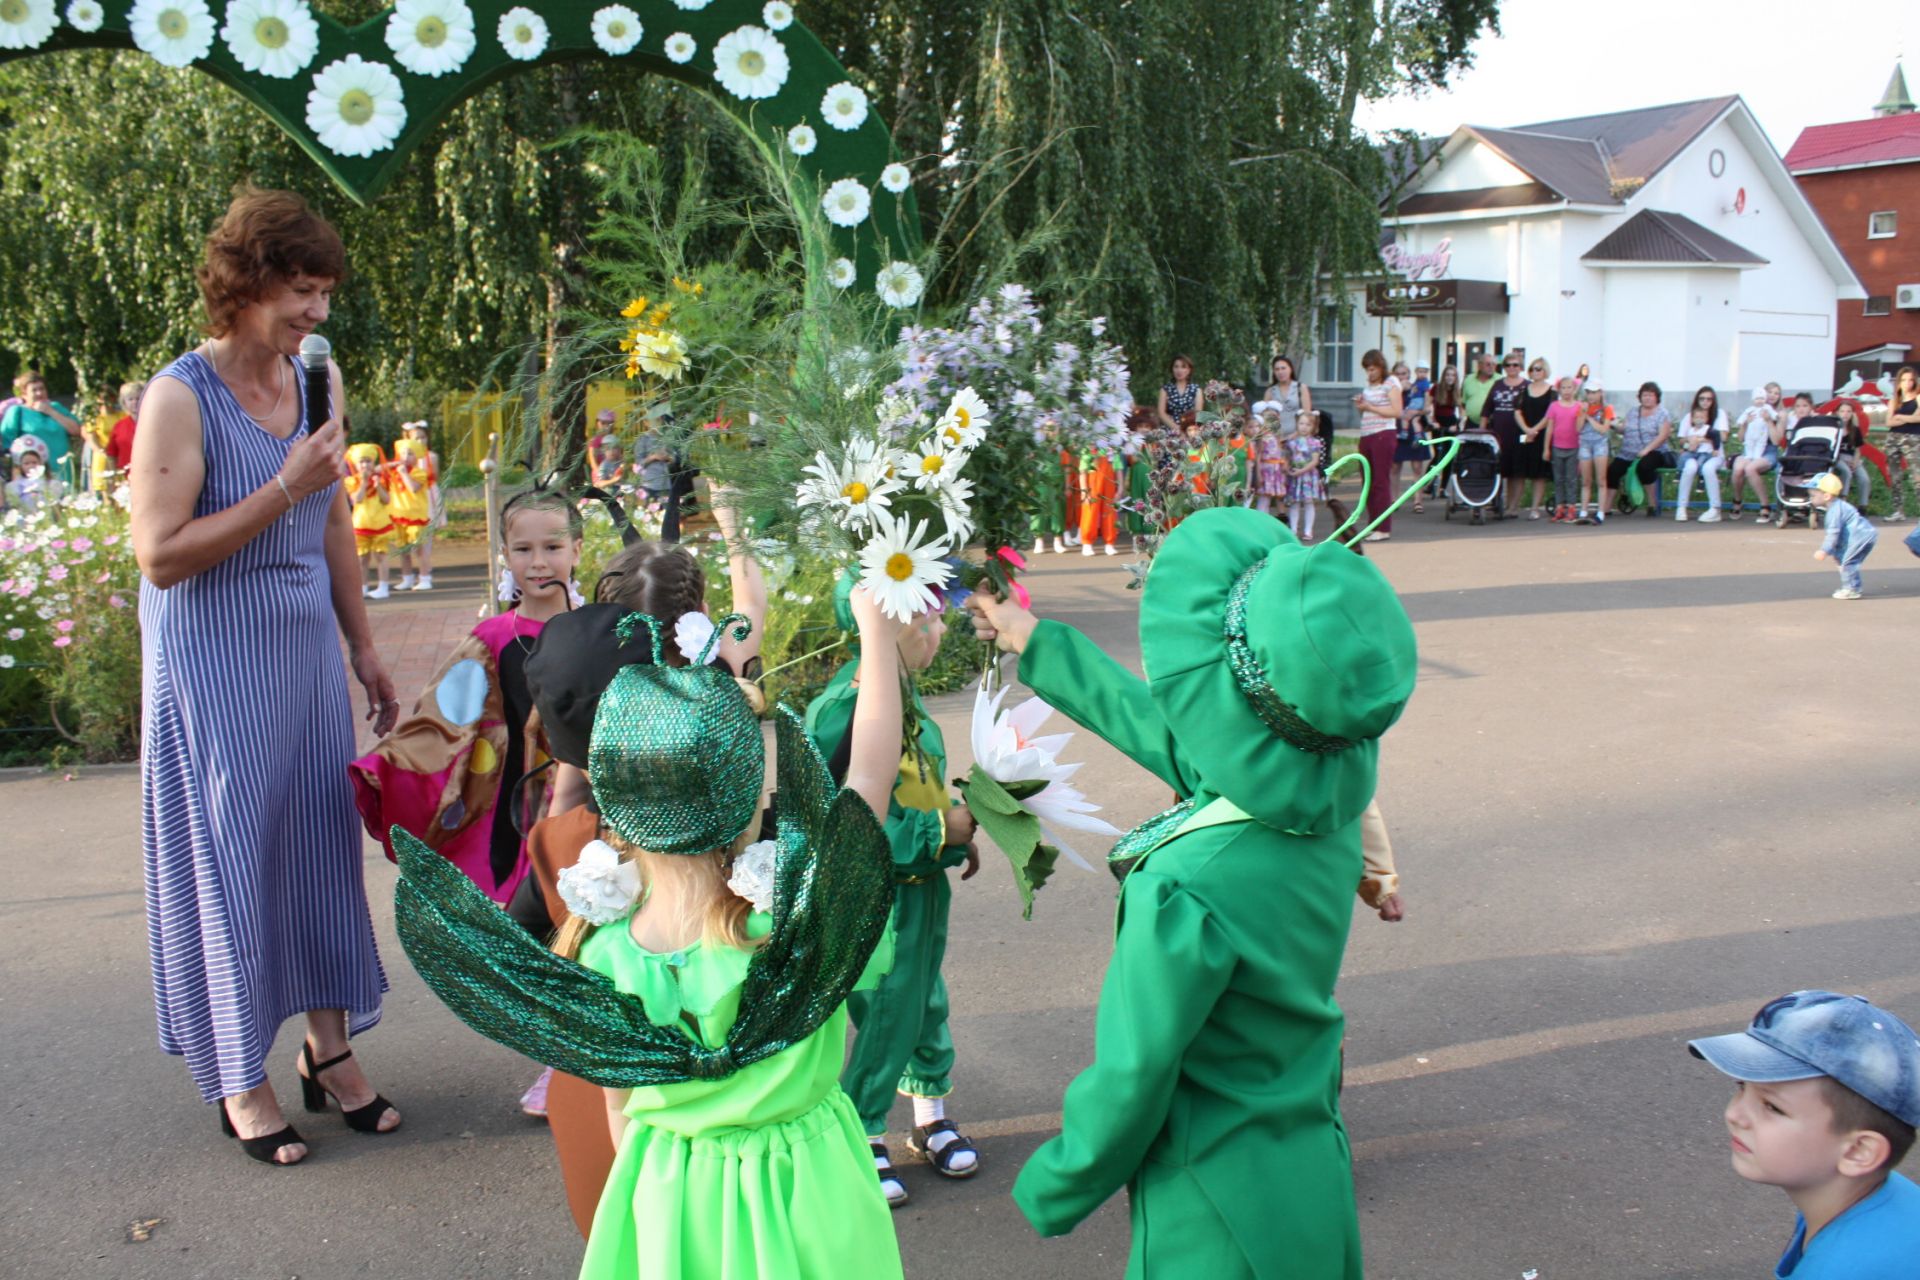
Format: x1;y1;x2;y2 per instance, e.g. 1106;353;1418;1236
1773;416;1843;528
1444;431;1503;525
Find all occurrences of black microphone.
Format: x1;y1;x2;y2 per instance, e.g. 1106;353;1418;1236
299;334;332;435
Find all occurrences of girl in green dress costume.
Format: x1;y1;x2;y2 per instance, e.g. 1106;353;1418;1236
389;587;913;1280
969;507;1418;1279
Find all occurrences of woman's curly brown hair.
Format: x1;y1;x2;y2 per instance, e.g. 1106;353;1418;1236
197;185;346;338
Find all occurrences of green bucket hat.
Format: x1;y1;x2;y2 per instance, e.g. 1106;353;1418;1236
1140;508;1416;835
589;611;764;855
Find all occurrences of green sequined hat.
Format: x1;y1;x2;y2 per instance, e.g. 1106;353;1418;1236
589;612;763;855
1140;507;1417;835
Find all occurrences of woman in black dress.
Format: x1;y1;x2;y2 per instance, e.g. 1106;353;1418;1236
1514;357;1559;520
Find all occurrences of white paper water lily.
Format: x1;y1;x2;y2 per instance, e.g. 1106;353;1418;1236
828;256;856;289
875;260;925;309
662;30;695;62
820;80;868;131
761;0;792;30
306;54;407;158
0;0;57;50
130;0;215;66
970;685;1119;859
385;0;475;77
785;122;817;156
858;513;951;623
821;177;870;228
557;839;643;925
673;610;720;665
711;24;788;100
64;0;101;34
880;162;911;194
223;0;319;78
495;5;546;59
591;4;641;55
727;840;777;913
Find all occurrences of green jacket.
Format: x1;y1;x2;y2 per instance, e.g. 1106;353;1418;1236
803;662;963;879
1009;621;1363;1279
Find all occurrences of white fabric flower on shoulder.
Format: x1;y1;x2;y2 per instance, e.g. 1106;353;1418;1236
558;840;642;925
880;162;911;194
785;122;817;156
223;0;319;78
674;611;720;665
712;24;788;99
0;0;58;50
129;0;216;67
874;260;925;309
306;54;408;158
591;4;641;56
828;257;856;290
820;81;868;131
727;840;777;913
762;1;793;31
64;1;102;35
496;5;547;60
662;30;695;63
386;0;476;77
821;177;870;228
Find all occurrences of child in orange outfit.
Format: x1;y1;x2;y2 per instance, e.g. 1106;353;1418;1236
1077;443;1121;556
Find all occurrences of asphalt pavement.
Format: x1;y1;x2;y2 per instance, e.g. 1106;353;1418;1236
4;503;1918;1279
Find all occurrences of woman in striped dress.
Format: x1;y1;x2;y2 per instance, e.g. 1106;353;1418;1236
131;188;402;1166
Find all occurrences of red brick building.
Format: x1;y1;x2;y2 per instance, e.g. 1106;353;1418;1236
1786;66;1920;381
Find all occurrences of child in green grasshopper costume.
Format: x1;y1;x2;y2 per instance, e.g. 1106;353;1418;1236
970;506;1417;1279
805;575;983;1208
1029;427;1069;554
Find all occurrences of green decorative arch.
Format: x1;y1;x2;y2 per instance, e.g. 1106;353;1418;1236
0;0;920;297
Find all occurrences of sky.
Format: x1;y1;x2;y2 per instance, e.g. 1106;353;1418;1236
1357;0;1920;155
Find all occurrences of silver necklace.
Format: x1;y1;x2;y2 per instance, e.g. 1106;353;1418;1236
206;341;288;425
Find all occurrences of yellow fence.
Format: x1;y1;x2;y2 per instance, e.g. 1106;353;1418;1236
439;381;649;468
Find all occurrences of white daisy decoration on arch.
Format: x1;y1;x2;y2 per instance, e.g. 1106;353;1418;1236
669;0;711;9
496;5;547;60
129;0;215;67
828;257;856;289
762;1;793;30
591;5;642;56
662;30;695;63
880;162;911;195
306;54;408;158
821;177;870;228
820;81;868;131
858;513;953;623
785;122;817;156
385;0;476;78
64;0;102;34
222;0;319;80
0;0;57;49
875;260;925;309
711;25;788;100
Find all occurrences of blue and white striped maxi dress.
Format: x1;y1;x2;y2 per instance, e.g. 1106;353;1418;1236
140;351;386;1104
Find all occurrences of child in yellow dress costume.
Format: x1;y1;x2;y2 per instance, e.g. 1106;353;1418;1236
345;443;394;599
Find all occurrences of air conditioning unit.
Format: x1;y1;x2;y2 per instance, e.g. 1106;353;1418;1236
1898;284;1920;310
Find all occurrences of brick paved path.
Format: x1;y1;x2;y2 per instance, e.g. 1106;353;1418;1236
343;542;490;753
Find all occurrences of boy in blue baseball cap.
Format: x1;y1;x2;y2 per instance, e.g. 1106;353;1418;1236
1690;990;1920;1277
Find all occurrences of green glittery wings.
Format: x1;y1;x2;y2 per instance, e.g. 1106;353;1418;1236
392;708;894;1087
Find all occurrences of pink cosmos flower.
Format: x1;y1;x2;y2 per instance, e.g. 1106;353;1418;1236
109;595;126;609
55;619;74;633
104;535;120;546
50;540;66;550
53;636;71;648
95;571;111;584
71;537;93;552
47;565;68;582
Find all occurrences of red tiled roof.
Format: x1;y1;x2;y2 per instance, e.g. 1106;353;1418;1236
1784;115;1920;172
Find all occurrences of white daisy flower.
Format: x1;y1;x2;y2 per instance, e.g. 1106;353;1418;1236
785;122;816;156
0;0;57;50
129;0;215;67
821;177;870;227
711;24;788;99
937;388;991;447
64;0;102;35
800;445;901;530
662;30;695;63
828;257;856;289
305;54;407;158
880;162;911;194
590;4;641;56
761;1;792;30
906;437;962;493
857;513;953;623
874;260;925;309
0;654;13;669
222;0;318;79
385;0;475;77
938;475;978;544
820;80;868;131
669;0;710;8
496;5;546;60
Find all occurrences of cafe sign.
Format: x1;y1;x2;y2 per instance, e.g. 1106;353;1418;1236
1365;278;1510;316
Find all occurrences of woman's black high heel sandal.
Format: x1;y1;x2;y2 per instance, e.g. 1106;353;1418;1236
219;1102;306;1165
299;1041;399;1134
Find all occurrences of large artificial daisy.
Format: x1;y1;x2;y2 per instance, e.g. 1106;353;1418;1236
762;1;792;30
496;6;546;60
828;257;856;289
712;24;788;99
820;81;868;131
64;1;102;34
800;444;901;530
591;5;641;56
874;260;925;309
937;388;991;448
880;162;911;194
858;514;953;623
385;0;475;77
821;177;870;228
222;0;318;78
785;122;817;156
129;0;215;66
306;54;407;158
662;30;695;63
0;0;56;49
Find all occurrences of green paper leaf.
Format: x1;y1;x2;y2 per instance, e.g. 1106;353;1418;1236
961;765;1059;920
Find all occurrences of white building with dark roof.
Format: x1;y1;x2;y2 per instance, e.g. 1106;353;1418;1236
1319;96;1865;407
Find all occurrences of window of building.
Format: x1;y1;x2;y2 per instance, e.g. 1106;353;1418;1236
1868;211;1897;239
1864;296;1892;317
1318;305;1354;383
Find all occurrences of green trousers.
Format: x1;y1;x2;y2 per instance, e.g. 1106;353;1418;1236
843;872;954;1136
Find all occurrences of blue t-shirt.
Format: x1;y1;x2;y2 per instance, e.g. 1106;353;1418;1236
1776;1170;1920;1277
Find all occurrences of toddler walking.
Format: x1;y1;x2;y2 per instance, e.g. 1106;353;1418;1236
1284;415;1326;542
1809;473;1877;600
